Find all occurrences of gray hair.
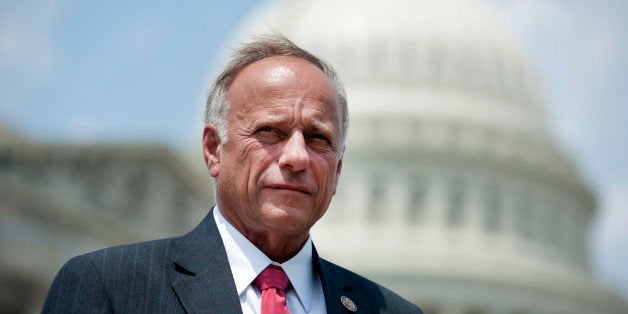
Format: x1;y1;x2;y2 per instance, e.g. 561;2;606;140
204;34;348;147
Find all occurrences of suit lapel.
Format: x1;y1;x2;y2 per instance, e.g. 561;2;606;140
314;247;371;313
170;208;241;313
168;210;374;313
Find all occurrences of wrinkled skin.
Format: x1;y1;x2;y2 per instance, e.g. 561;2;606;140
202;56;344;262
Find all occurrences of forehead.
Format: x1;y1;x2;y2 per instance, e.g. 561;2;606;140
227;56;339;109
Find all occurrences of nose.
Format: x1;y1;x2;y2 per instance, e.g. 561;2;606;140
278;131;310;172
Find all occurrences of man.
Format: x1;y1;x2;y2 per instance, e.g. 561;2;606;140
43;34;421;313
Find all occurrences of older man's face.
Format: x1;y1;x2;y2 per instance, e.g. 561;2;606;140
206;56;343;245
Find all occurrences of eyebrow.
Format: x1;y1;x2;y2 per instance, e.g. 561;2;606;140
308;120;335;137
253;113;337;137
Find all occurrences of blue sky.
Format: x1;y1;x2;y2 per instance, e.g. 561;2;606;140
1;0;627;301
1;0;261;145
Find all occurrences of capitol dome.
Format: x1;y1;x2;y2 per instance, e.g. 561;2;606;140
234;0;627;313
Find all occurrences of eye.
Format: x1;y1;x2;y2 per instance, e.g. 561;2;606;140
308;133;332;146
310;133;329;141
256;126;273;133
254;126;283;144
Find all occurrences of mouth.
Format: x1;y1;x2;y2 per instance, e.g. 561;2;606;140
266;183;312;195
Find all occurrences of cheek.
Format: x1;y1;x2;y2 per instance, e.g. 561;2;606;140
315;157;341;189
235;139;258;164
246;150;276;187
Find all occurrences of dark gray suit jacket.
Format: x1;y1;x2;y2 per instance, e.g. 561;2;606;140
43;209;421;313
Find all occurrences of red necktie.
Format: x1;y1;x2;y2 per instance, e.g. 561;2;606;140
254;265;291;314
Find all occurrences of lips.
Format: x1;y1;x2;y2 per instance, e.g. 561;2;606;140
266;183;312;194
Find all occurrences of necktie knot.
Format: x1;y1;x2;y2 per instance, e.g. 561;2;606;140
254;265;290;292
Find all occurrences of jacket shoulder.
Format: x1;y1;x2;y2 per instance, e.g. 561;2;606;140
83;237;177;270
319;259;422;313
43;253;110;313
43;237;181;313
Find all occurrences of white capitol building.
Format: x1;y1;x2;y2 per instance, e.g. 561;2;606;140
236;0;628;313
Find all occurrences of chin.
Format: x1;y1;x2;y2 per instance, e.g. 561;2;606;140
261;204;315;232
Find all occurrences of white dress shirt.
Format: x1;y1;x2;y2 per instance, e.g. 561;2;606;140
213;207;327;314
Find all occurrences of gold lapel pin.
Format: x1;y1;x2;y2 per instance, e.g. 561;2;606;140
340;296;357;312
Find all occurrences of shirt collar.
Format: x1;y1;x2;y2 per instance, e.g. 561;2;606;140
213;206;315;311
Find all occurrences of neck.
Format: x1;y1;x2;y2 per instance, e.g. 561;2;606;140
219;209;309;263
247;232;308;263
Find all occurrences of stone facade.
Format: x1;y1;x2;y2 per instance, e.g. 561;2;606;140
0;132;211;313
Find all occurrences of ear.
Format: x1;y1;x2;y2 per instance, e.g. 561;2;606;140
202;124;221;178
332;147;344;195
